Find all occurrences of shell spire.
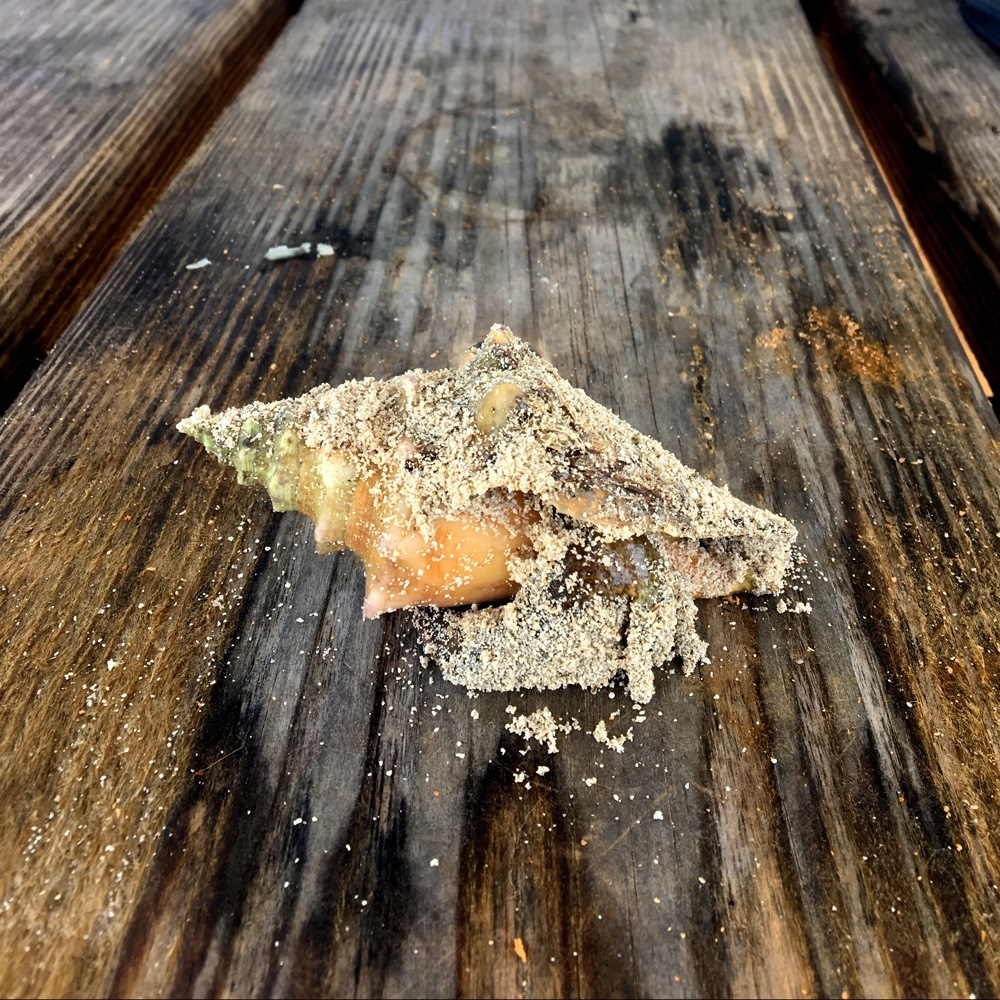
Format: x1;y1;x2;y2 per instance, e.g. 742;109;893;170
178;388;359;549
178;326;798;703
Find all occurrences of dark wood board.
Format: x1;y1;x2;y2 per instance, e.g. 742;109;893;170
1;0;999;996
807;0;1000;392
0;0;293;409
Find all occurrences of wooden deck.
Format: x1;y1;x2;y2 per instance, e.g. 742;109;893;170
1;1;998;996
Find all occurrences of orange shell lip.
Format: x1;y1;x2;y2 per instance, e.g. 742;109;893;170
296;451;750;612
297;459;537;616
354;508;533;617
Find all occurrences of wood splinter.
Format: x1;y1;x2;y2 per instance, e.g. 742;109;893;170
178;325;797;703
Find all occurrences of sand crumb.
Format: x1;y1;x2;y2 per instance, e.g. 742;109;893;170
505;707;580;754
776;598;812;614
593;719;634;753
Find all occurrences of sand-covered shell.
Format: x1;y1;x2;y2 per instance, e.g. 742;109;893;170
178;325;797;703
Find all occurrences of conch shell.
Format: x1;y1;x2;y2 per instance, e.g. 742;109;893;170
178;326;796;703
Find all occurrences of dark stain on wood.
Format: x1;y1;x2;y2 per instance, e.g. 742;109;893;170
112;529;421;997
455;740;639;999
285;631;417;998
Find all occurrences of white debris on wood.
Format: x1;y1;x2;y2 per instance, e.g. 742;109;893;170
505;706;580;754
593;719;633;753
264;242;312;261
776;598;812;614
185;258;211;270
316;243;335;257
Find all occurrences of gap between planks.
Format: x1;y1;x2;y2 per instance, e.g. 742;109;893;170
800;0;996;400
0;0;301;416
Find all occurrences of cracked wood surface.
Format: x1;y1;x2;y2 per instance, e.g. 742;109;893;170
1;0;999;997
0;0;293;408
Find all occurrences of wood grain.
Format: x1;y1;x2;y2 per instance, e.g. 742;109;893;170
806;0;1000;392
1;0;999;996
0;0;294;411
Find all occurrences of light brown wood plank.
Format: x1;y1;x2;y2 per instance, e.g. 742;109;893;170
807;0;1000;393
1;0;999;997
0;0;293;410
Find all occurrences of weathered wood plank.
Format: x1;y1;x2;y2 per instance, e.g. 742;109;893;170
1;0;999;997
0;0;293;409
807;0;1000;392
